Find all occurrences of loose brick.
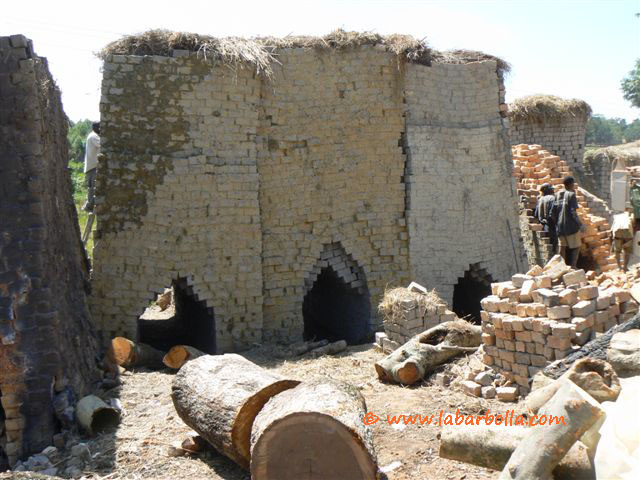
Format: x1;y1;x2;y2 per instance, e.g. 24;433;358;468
547;305;571;320
572;300;596;317
577;285;598;300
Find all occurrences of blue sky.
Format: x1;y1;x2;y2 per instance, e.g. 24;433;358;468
2;0;639;121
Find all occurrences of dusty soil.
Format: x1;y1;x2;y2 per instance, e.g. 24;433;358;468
4;345;522;480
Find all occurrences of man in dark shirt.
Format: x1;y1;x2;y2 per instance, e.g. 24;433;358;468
553;176;583;267
534;183;557;254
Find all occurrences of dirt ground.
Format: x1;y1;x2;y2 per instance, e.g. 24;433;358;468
3;344;527;480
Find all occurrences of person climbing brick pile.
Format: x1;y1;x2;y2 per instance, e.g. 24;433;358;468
513;144;617;272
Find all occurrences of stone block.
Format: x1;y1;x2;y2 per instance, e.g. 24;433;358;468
461;380;482;397
551;323;573;338
547;305;571;320
577;285;598;300
562;269;586;286
474;371;493;386
559;289;578;306
572;300;596;317
481;386;496;399
534;275;552;289
511;274;532;288
496;386;519;402
535;288;559;307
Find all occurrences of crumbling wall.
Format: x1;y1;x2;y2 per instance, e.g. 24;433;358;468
91;54;264;353
0;35;100;466
405;62;524;302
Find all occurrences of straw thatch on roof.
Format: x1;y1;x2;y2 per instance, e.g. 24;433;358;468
98;29;509;77
508;95;592;123
378;286;446;325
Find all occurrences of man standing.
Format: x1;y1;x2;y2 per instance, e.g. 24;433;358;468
534;183;557;254
553;176;583;267
83;122;100;212
611;209;634;272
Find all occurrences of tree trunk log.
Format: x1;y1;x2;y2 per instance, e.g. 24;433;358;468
500;380;605;480
163;345;205;369
526;358;620;414
76;395;120;435
309;339;347;357
291;339;329;356
171;354;299;469
374;321;481;385
106;337;165;369
607;329;640;377
543;314;640;379
439;425;594;480
250;379;377;480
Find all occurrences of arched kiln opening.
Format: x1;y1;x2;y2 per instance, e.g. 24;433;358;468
302;243;372;345
452;263;493;323
137;277;216;354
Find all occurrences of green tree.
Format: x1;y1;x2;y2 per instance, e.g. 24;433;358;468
586;115;623;145
625;119;640;142
621;59;640;108
67;119;93;204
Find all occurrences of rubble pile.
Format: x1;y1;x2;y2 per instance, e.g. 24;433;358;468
513;144;616;271
479;255;639;397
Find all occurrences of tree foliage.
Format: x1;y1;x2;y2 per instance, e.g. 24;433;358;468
621;59;640;109
67;119;92;204
585;115;640;146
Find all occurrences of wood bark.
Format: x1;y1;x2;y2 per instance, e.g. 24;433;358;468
291;339;328;356
106;337;165;369
163;345;205;369
76;395;120;435
309;339;347;357
607;329;640;376
526;358;620;414
543;313;640;379
439;425;594;480
171;354;299;469
499;380;605;480
374;321;482;385
250;378;377;480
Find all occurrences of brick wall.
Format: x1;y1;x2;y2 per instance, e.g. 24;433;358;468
405;63;525;302
92;45;524;350
0;35;100;466
509;116;588;170
91;54;263;353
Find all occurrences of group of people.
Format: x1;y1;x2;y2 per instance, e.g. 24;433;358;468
534;176;637;272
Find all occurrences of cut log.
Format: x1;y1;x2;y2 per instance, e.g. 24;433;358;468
439;425;594;480
76;395;120;435
250;379;377;480
171;354;299;469
526;358;620;414
500;380;605;480
107;337;165;369
543;313;640;379
374;320;481;385
163;345;205;369
607;329;640;377
291;339;329;356
309;339;347;357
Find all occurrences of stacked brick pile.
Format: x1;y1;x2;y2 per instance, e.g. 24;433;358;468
377;284;457;352
479;256;639;397
513;144;616;271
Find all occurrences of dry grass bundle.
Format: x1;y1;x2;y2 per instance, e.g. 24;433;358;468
378;286;445;324
584;140;640;165
99;28;509;76
509;94;592;123
431;49;510;74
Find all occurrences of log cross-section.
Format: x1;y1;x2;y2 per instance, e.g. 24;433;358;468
171;354;299;469
250;379;378;480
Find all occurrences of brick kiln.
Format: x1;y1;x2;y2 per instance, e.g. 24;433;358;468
90;30;525;353
0;36;100;466
508;95;591;169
